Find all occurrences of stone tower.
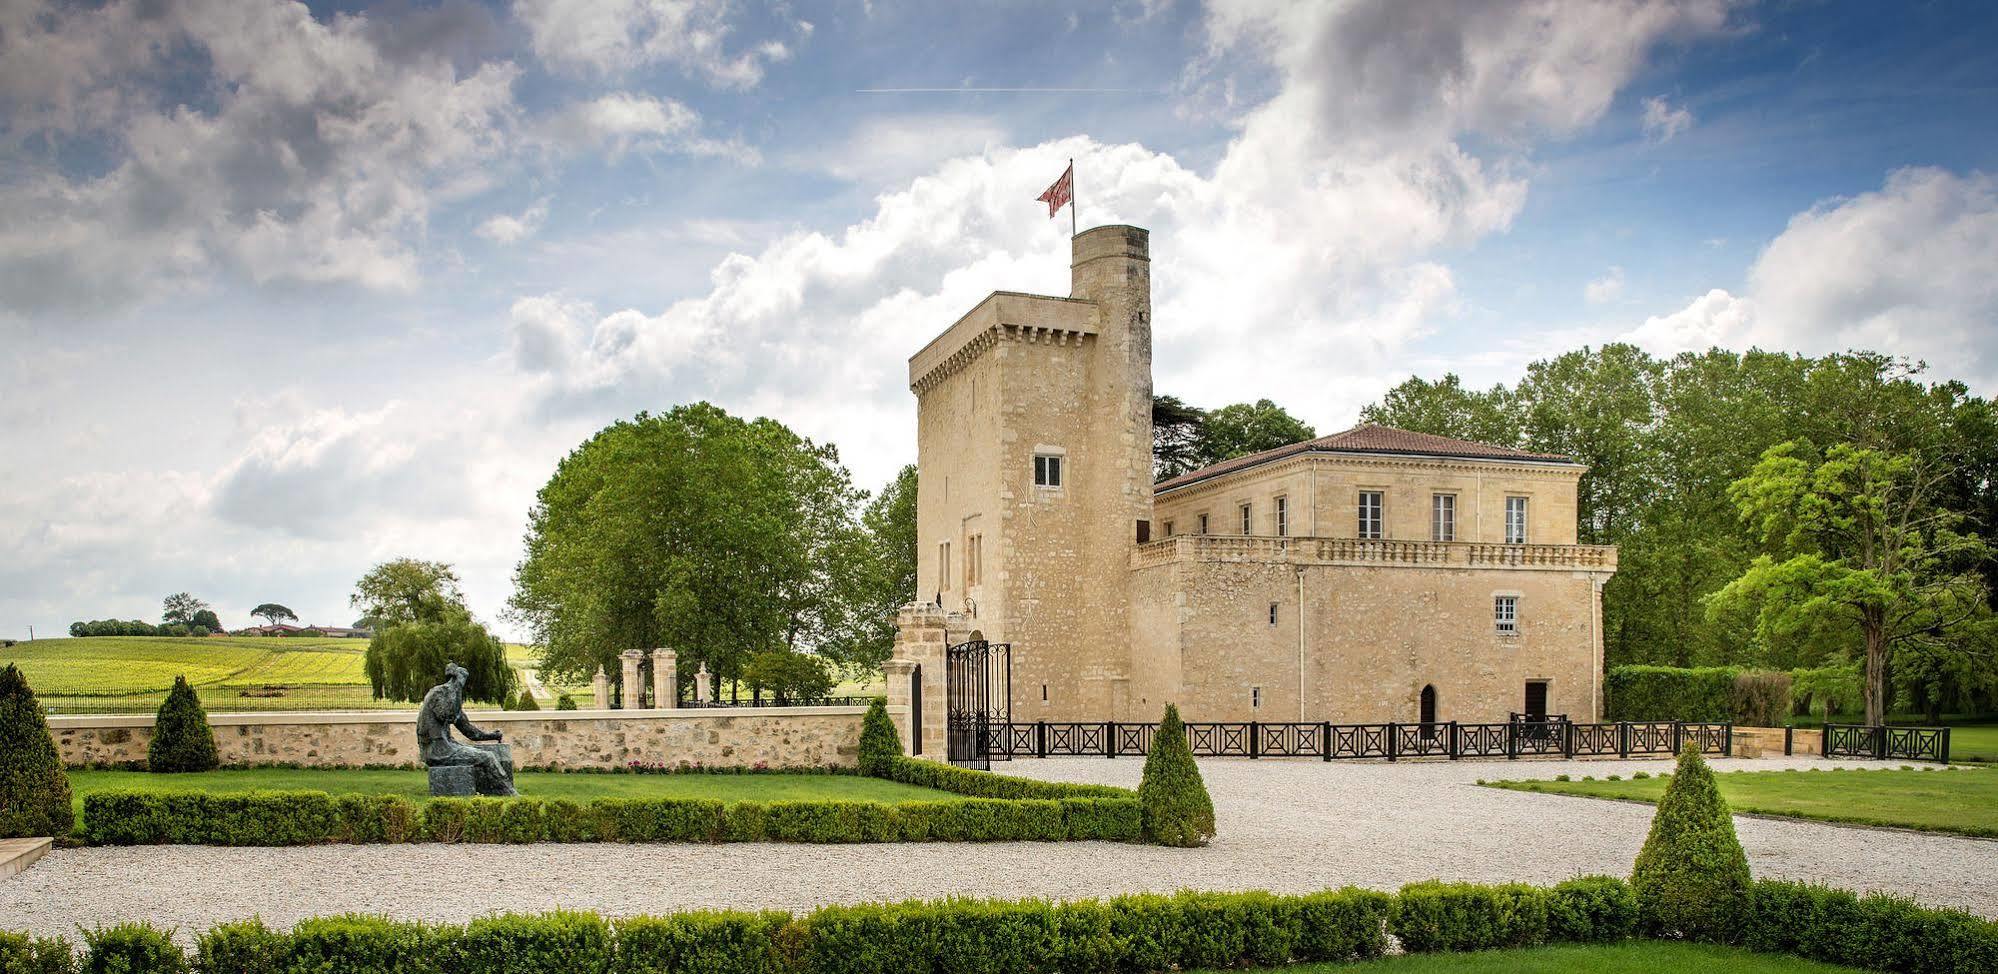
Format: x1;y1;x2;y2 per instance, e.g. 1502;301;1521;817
908;225;1156;719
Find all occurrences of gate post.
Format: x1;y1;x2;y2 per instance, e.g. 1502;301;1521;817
1941;728;1951;764
1784;725;1794;756
1448;721;1459;760
1105;721;1116;758
889;602;949;760
1250;721;1261;759
1723;724;1734;757
1873;725;1887;761
1036;720;1047;759
1386;722;1397;762
1616;722;1628;759
1562;721;1574;759
1671;721;1683;756
1321;721;1333;761
1821;724;1830;758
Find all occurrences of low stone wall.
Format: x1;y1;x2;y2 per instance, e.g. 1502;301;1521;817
1732;725;1822;758
47;706;896;770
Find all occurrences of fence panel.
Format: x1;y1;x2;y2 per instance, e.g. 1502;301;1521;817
1823;724;1950;763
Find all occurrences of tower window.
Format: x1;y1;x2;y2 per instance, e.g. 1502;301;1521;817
1252;686;1262;709
1268;602;1279;626
1033;453;1063;487
1358;491;1382;539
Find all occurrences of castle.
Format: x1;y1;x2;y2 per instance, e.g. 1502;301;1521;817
909;225;1616;725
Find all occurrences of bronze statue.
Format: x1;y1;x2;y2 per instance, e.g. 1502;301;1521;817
418;662;516;796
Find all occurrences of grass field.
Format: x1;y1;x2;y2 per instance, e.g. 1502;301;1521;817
1220;942;1865;974
2;636;433;713
65;768;960;812
1486;766;1998;838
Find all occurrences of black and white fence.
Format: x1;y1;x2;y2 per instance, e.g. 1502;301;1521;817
1822;724;1951;763
982;718;1733;762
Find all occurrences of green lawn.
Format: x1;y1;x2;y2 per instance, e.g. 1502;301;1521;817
1486;766;1997;838
1935;723;1998;763
66;768;961;813
1218;942;1864;974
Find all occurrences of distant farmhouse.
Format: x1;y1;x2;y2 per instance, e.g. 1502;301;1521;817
910;225;1617;724
236;624;372;639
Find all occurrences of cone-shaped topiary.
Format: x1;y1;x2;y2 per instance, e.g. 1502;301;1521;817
512;690;541;711
556;694;578;711
1631;746;1751;941
0;663;73;838
858;697;903;777
148;675;219;772
1138;703;1215;846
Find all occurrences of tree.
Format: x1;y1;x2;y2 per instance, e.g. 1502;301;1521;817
351;559;466;629
858;697;903;776
1152;395;1208;480
148;675;219;772
509;403;867;686
1196;399;1315;463
251;604;298;626
1361;373;1520;446
1137;703;1215;847
819;465;918;671
1708;440;1991;725
1630;748;1751;941
363;616;514;704
190;609;221;632
0;663;73;838
161;592;208;627
740;649;835;703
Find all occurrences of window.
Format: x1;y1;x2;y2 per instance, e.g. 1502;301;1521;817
964;534;982;587
1357;491;1382;539
937;541;950;591
1505;496;1528;544
1041;684;1049;702
1275;496;1289;536
1432;493;1456;542
1494;595;1518;634
1033;453;1063;487
1239;503;1253;535
1268;602;1279;626
1163;520;1175;538
1252;686;1262;709
1197;513;1209;535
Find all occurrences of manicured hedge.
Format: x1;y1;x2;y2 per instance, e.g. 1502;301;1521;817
878;754;1129;800
1605;665;1739;721
79;788;1143;846
8;878;1987;974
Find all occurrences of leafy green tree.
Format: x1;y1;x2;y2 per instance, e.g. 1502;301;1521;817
148;675;219;772
1196;399;1315;463
351;559;466;629
1138;703;1215;847
818;465;917;671
1360;373;1520;446
1152;394;1208;480
161;592;208;627
0;663;73;838
190;609;221;632
509;403;867;686
1790;663;1862;720
1709;440;1990;725
363;615;514;704
740;649;835;703
251;604;298;626
1515;345;1663;545
1631;748;1751;941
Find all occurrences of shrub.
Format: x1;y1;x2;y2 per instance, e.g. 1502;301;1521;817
193;919;286;974
0;663;74;839
80;923;186;974
448;911;613;973
612;910;792;974
878;756;1127;801
557;695;579;711
334;793;423;843
1731;671;1792;727
1744;880;1998;974
1059;797;1143;841
511;691;542;712
285;915;436;972
147;675;219;772
1631;747;1752;941
857;698;901;777
1605;665;1738;721
1390;881;1548;952
1547;876;1638;943
1138;704;1214;847
0;930;77;974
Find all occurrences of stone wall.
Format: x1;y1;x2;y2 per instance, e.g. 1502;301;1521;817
47;706;892;770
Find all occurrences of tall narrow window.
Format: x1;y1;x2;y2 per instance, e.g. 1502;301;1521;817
1275;496;1289;536
1252;687;1262;709
1357;491;1383;539
963;534;981;587
1033;454;1063;488
1432;493;1456;542
1268;602;1279;625
938;541;950;591
1163;520;1175;537
1505;496;1528;544
1494;595;1518;634
1239;503;1253;535
1197;513;1209;535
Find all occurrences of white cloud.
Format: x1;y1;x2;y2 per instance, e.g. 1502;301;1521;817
0;0;522;313
515;0;801;87
1629;167;1998;385
546;92;757;162
809;115;1010;184
476;199;551;244
1585;266;1626;304
1641;95;1694;142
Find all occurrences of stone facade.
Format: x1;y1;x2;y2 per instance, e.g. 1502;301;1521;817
907;223;1616;729
47;706;886;770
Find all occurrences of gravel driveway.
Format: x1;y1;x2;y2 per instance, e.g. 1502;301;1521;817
4;756;1992;940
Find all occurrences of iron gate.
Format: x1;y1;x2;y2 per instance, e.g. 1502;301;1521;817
946;639;1011;769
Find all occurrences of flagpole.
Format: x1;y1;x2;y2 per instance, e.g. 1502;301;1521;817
1069;158;1077;238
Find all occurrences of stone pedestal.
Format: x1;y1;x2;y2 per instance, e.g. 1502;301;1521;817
891;602;949;760
694;664;712;704
428;765;475;796
591;666;610;709
651;648;677;710
620;648;644;709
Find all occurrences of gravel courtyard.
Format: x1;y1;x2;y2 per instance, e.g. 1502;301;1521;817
5;756;1993;938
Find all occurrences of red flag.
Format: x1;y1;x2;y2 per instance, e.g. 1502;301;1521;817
1036;164;1073;218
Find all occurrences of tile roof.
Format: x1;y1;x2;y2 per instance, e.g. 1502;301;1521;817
1155;424;1576;493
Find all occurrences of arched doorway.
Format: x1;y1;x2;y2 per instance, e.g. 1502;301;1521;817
1419;684;1438;739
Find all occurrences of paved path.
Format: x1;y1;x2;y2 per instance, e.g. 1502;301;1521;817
4;757;1992;940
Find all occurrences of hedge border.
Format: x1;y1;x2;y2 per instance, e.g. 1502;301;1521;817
7;878;1989;974
78;788;1144;846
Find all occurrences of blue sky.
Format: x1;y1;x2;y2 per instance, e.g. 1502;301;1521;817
3;0;1995;638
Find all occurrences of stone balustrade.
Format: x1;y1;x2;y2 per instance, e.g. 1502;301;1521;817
1131;535;1618;572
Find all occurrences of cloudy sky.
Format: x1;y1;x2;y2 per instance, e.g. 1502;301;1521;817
5;0;1996;639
